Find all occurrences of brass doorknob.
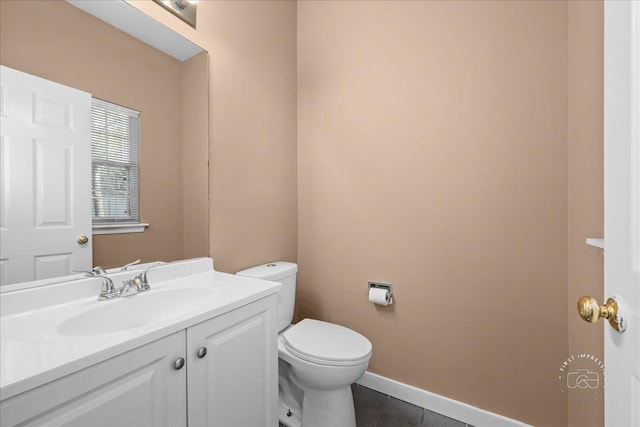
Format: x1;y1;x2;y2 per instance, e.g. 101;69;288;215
77;235;89;245
577;296;626;332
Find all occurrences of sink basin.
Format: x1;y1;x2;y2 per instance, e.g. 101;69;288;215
58;287;222;336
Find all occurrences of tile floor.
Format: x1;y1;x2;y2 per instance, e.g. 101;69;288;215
279;384;472;427
352;384;471;427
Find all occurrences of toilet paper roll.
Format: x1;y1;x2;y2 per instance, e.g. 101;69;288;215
368;287;391;306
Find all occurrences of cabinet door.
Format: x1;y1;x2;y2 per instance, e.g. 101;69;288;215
0;331;187;427
187;296;278;427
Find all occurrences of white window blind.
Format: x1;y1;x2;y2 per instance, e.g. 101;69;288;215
91;98;140;224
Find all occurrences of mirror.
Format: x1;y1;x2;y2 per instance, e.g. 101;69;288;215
0;0;209;288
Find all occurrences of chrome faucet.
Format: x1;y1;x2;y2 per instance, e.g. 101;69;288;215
96;273;147;301
98;262;166;301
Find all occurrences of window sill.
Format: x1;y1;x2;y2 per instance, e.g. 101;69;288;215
93;223;149;235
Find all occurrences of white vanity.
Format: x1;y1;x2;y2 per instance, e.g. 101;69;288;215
0;258;280;427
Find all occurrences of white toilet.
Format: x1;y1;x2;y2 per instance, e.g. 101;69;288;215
236;262;372;427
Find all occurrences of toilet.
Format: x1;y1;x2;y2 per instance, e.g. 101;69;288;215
236;262;372;427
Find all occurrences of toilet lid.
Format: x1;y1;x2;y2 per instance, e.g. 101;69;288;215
282;319;372;366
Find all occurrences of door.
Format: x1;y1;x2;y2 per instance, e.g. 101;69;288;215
186;297;279;427
0;66;92;286
0;331;187;427
604;1;640;426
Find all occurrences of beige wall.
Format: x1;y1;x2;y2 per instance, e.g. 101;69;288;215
568;2;604;426
206;0;298;272
130;0;298;274
182;51;210;259
298;1;569;425
0;0;209;268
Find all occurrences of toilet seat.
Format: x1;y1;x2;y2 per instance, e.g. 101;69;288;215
282;319;372;366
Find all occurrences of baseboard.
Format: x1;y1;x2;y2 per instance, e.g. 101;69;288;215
356;371;532;427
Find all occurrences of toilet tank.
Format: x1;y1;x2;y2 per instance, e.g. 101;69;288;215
236;262;298;332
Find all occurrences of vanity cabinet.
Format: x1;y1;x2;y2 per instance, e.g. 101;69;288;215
1;331;187;427
187;296;278;426
0;296;278;427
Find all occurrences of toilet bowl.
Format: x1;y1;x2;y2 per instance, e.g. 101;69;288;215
279;319;371;427
236;263;372;427
281;319;371;389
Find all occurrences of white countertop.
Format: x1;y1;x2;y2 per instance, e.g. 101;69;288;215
0;258;280;400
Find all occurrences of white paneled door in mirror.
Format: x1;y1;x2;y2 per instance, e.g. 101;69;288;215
0;66;92;286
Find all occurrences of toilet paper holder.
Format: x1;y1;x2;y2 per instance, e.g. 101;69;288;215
368;281;393;304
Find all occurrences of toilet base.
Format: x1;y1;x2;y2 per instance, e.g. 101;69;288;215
278;358;357;427
279;400;301;427
300;385;356;427
279;359;303;427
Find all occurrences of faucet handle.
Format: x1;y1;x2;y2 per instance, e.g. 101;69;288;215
130;262;165;292
74;266;107;276
121;259;141;271
140;262;166;280
74;269;96;277
132;272;150;292
97;276;117;300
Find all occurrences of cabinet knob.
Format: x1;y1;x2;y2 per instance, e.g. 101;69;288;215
173;357;185;370
197;347;207;358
